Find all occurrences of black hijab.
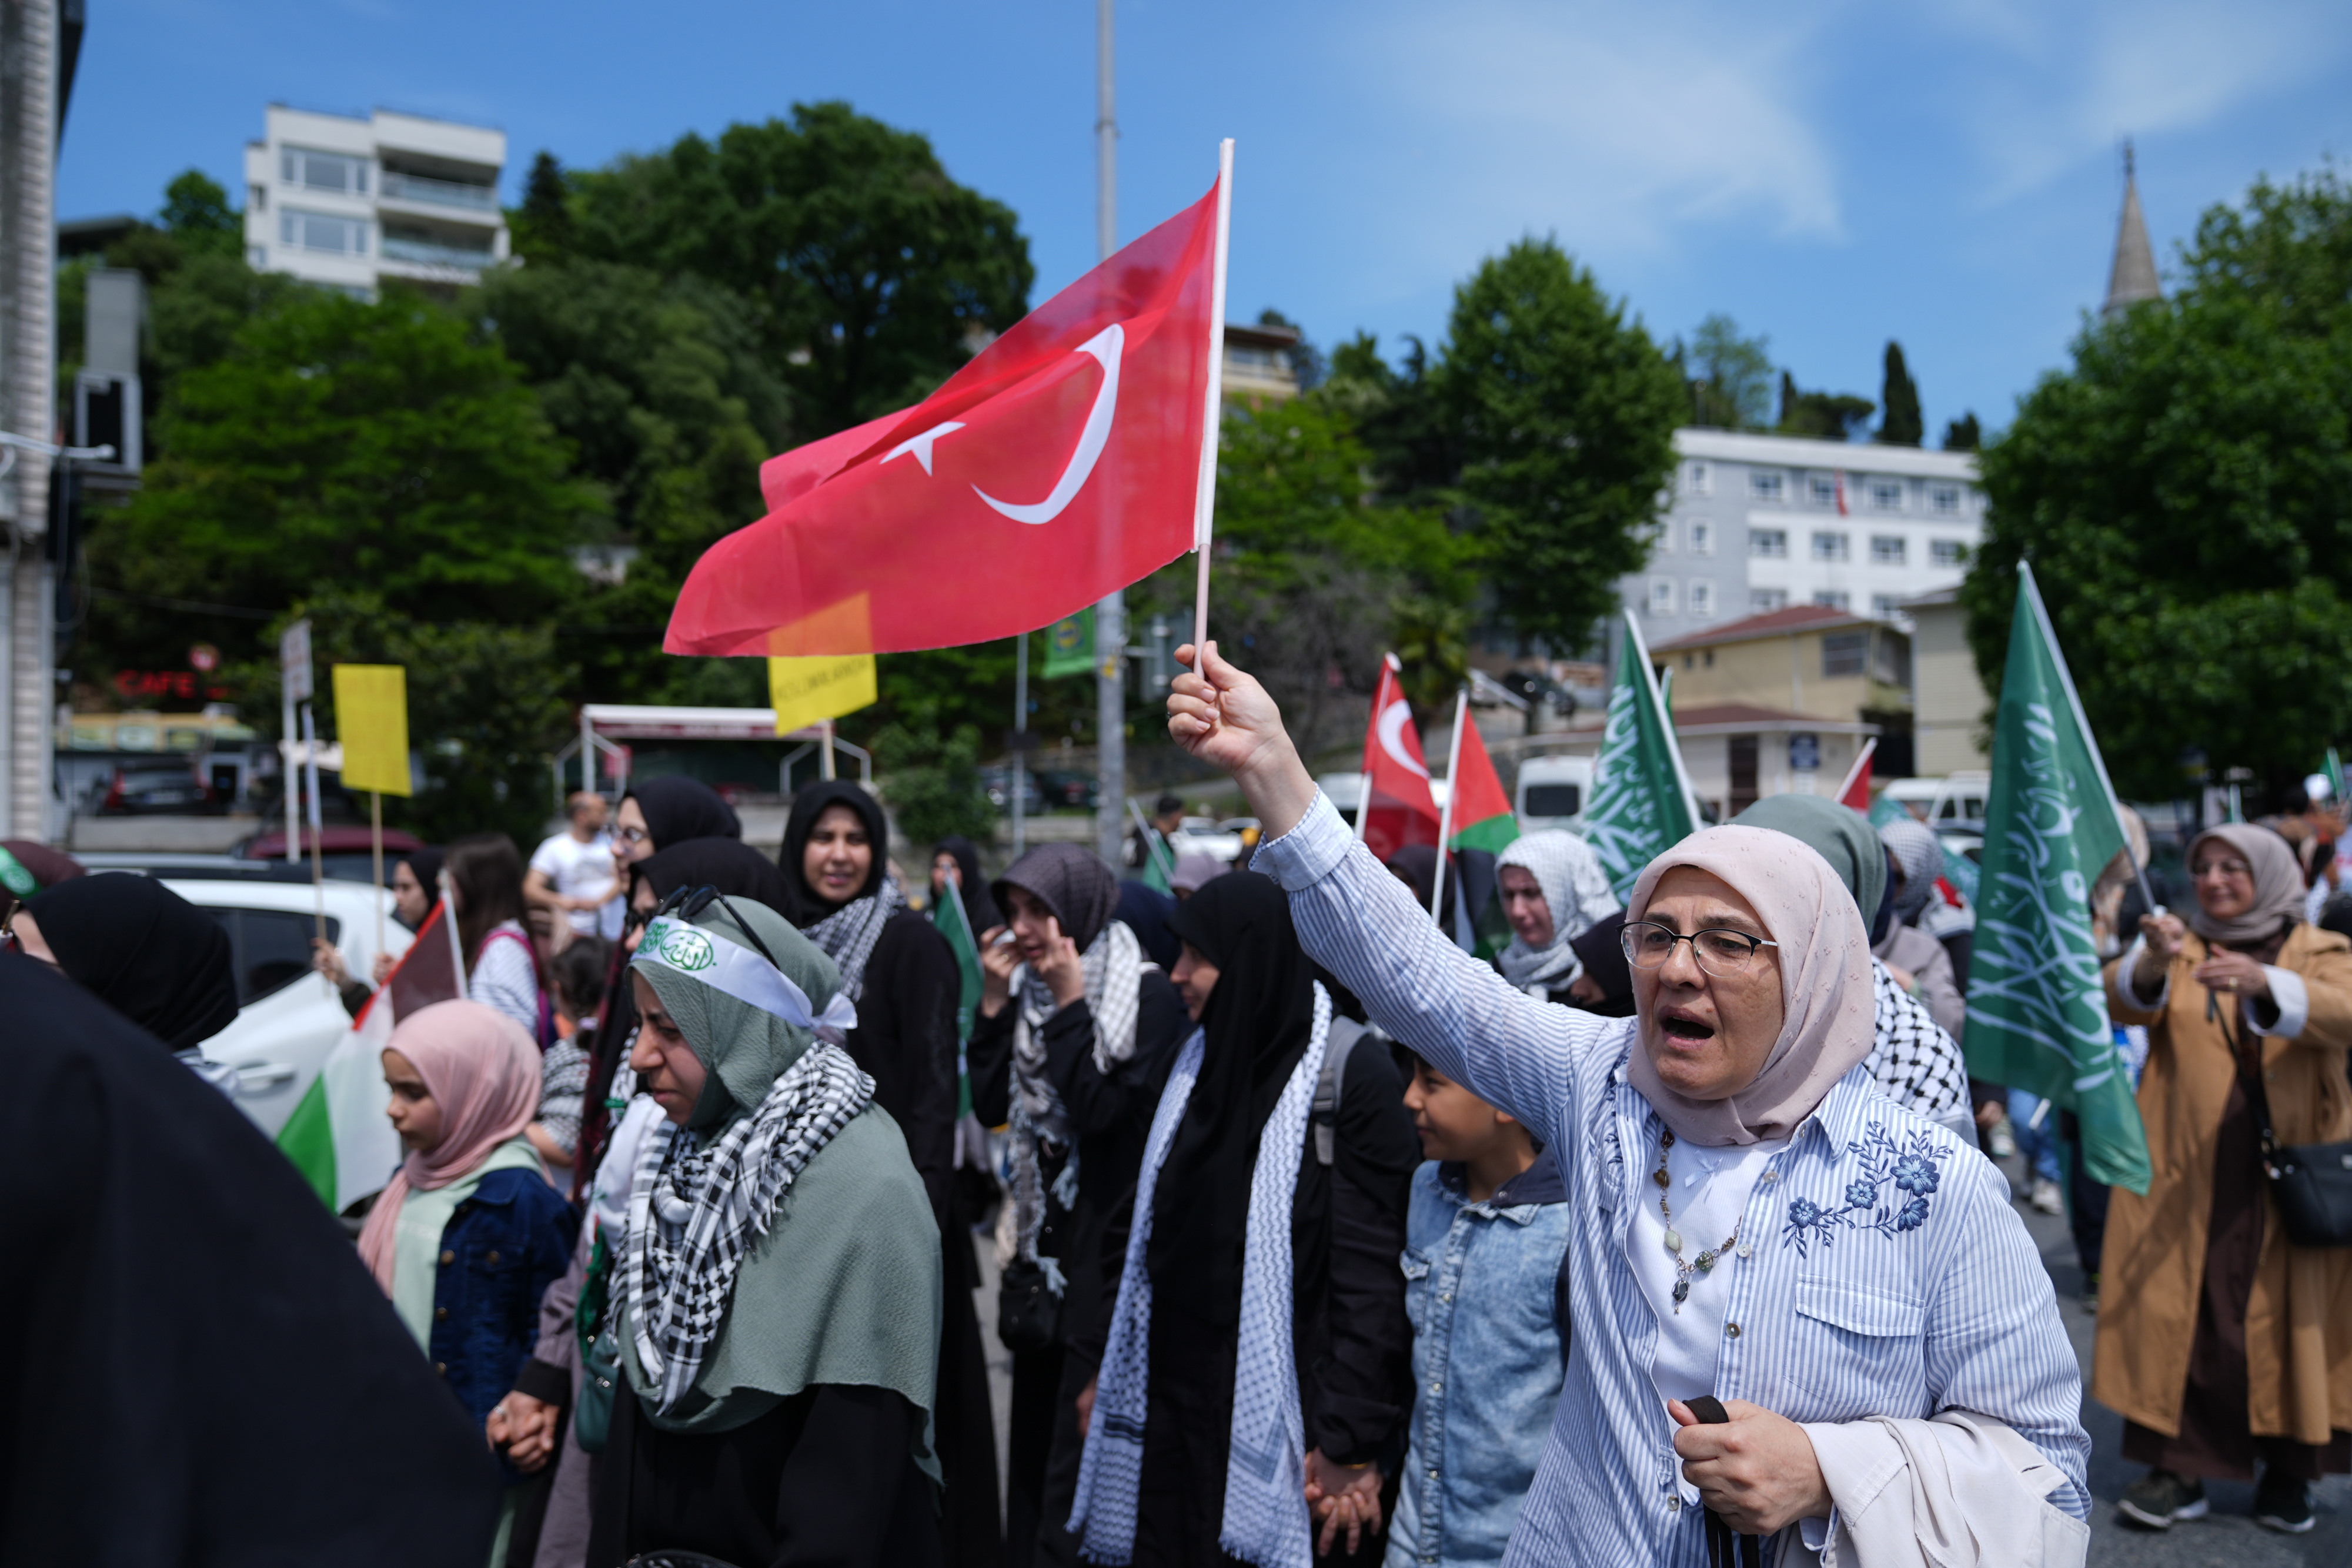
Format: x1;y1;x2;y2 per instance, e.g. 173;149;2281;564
0;953;502;1562
26;874;240;1053
634;837;794;917
623;776;741;854
934;834;1002;934
1385;844;1456;928
1151;872;1319;1326
993;842;1118;951
1116;878;1181;969
779;780;890;924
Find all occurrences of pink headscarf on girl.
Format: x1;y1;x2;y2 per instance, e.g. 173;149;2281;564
1623;824;1877;1147
355;999;542;1292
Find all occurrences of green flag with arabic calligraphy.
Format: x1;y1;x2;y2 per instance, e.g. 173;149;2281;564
1581;611;1700;899
1965;563;2151;1194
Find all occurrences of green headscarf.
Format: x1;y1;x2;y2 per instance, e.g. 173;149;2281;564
625;897;941;1475
1733;793;1887;927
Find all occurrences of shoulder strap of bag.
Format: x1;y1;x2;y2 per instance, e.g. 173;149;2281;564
1314;1016;1370;1166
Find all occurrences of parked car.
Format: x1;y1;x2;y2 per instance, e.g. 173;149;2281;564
93;757;220;815
1314;771;1366;826
1169;816;1245;864
982;766;1045;815
1033;768;1100;810
1880;772;1991;827
1515;754;1595;833
234;825;427;885
160;875;415;1142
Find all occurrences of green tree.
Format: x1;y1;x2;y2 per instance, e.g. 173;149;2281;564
1876;340;1923;446
871;721;995;845
509;151;574;263
1777;370;1874;440
1433;238;1685;653
566;102;1034;436
158;170;242;256
88;286;592;672
1942;412;1982;451
1962;166;2352;804
235;591;574;846
1679;313;1775;429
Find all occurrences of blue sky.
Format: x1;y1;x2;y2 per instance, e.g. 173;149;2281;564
59;0;2351;442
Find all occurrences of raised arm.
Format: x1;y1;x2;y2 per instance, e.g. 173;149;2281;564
1168;643;1617;1148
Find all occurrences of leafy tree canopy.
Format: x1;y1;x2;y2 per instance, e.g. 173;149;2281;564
1942;412;1982;452
559;102;1034;437
1675;313;1775;430
1876;340;1922;446
1434;238;1685;654
1777;370;1874;441
1962;166;2352;804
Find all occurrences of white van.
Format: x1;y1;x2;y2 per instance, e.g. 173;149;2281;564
1880;771;1991;825
1516;755;1595;833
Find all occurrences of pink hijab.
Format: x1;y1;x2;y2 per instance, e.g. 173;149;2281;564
355;1000;542;1292
1624;824;1877;1147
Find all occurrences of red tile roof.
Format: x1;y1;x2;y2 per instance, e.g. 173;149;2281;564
1649;603;1870;654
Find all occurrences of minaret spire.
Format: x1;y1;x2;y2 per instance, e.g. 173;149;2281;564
2103;139;2161;319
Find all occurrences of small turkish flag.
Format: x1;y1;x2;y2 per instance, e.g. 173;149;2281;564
1356;655;1442;864
666;176;1225;657
1837;737;1877;813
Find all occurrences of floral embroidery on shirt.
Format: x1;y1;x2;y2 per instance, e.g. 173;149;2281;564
1782;1124;1945;1256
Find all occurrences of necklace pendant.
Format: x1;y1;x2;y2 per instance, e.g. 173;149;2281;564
1695;1251;1715;1272
1662;1228;1682;1254
1672;1278;1689;1308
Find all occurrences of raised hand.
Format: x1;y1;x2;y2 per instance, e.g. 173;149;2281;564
1033;915;1087;1009
977;925;1020;1018
1166;641;1318;840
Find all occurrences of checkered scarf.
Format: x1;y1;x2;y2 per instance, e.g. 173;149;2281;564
1007;920;1143;1265
624;1040;875;1413
802;877;907;1002
1865;957;1967;1122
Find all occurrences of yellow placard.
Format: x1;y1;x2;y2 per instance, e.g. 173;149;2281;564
769;654;877;736
332;664;412;796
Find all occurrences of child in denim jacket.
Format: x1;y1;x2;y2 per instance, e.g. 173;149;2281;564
1388;1049;1571;1567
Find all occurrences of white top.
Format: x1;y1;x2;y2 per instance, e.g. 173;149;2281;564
531;828;623;937
1623;1123;1789;1402
470;919;542;1035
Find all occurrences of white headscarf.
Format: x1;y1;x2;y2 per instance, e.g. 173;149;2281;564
1496;830;1621;991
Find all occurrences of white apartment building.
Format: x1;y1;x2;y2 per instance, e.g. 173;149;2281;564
1625;428;1984;634
242;105;508;297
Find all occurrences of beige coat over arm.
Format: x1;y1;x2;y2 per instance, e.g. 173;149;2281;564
2094;922;2352;1446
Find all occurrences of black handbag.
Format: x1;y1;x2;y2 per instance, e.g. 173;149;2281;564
2246;1047;2352;1246
997;1258;1063;1355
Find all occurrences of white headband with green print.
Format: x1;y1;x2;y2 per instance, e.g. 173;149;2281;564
633;914;859;1035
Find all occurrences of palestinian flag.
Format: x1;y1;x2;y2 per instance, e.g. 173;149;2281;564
1442;703;1519;958
277;897;465;1212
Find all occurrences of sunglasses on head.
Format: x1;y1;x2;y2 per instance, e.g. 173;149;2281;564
649;884;781;968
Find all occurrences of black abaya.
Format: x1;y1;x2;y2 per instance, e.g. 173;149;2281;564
0;952;501;1564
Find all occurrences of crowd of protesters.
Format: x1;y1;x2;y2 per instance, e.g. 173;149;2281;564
4;644;2348;1567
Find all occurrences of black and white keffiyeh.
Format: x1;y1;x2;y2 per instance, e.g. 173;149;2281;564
1496;830;1622;993
624;1041;875;1412
1865;957;1968;1124
1007;920;1144;1266
802;877;908;1002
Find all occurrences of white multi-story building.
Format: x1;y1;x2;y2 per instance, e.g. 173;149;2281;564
1625;429;1984;636
242;105;508;297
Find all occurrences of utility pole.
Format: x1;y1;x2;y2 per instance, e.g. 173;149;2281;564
1093;0;1126;869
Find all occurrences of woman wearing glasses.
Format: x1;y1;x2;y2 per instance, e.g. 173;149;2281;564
1166;643;2089;1568
2099;824;2352;1534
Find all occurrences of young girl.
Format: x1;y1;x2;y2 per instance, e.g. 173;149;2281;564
445;834;549;1041
357;1000;577;1557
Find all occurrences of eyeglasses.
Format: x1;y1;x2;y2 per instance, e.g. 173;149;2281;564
1620;920;1780;978
617;825;652;845
648;884;781;968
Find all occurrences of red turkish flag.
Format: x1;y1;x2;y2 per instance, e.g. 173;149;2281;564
665;176;1225;657
1838;737;1877;813
1355;655;1442;864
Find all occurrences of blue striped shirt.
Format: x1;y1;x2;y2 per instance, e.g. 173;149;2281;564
1254;793;2089;1566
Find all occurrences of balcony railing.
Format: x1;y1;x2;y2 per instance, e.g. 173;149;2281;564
380;234;495;270
380;170;499;212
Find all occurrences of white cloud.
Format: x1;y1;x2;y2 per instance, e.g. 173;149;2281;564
1354;0;1848;269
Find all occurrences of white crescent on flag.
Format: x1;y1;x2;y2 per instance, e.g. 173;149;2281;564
1377;698;1429;778
973;323;1124;526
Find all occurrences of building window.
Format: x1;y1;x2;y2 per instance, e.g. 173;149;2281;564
1872;593;1902;618
1648;577;1676;616
1866;478;1905;511
279;209;368;255
1750;588;1788;611
1688;580;1715;617
1686;461;1712;496
1930;485;1960;514
1812;531;1849;562
245;245;267;269
1749;527;1788;559
1870;535;1906;565
1822;631;1867;677
1809;476;1838;508
1689;520;1713;556
280;146;369;196
1813;590;1852;612
1650;519;1674;554
1750;470;1786;503
1930;539;1967;567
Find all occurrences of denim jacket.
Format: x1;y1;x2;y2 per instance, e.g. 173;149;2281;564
429;1166;576;1481
1387;1150;1570;1567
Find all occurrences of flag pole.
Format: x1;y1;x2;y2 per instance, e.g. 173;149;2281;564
1190;138;1235;656
440;874;470;1002
821;717;838;782
1356;651;1397;843
300;701;328;967
1431;685;1468;924
1833;737;1877;807
371;791;385;969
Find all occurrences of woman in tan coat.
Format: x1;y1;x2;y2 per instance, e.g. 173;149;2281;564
2099;823;2352;1534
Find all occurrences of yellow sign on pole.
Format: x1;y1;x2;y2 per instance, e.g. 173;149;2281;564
769;654;877;737
332;664;412;797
